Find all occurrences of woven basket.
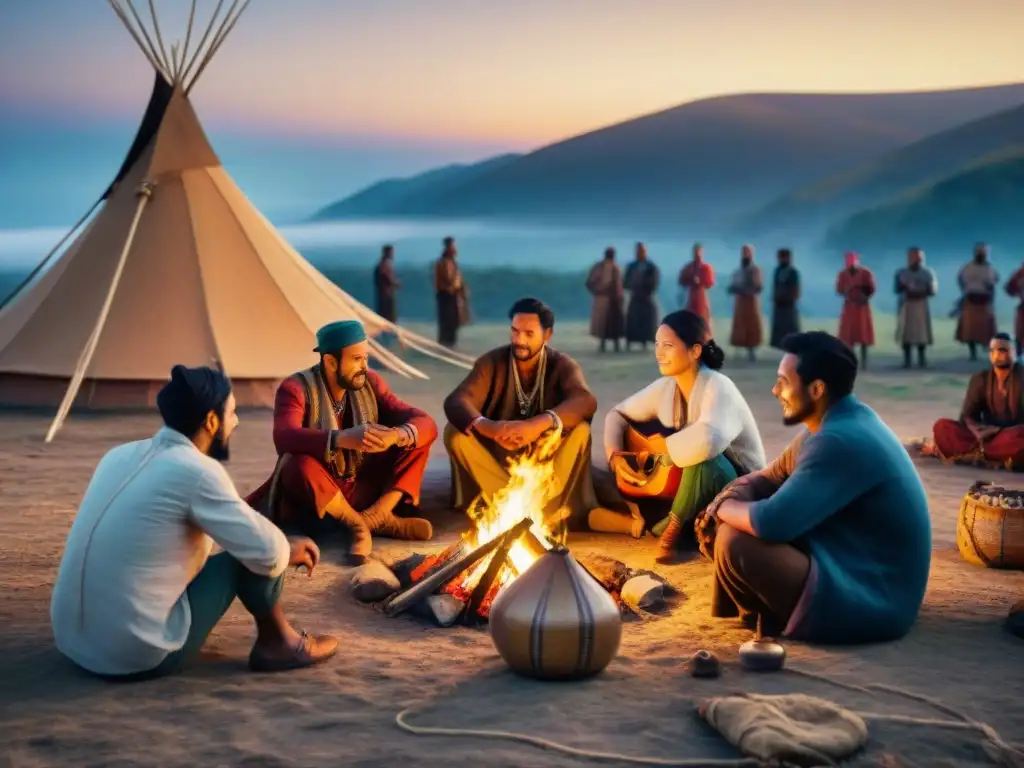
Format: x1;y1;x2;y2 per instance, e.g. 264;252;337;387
956;481;1024;569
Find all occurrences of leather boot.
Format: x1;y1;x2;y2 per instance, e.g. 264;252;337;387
363;503;433;541
587;506;645;539
655;514;683;563
324;498;372;563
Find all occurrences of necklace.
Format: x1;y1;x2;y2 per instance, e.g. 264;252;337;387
511;349;546;417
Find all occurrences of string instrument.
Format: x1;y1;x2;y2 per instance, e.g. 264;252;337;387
613;424;682;500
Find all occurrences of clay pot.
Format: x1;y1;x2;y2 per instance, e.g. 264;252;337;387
488;546;622;680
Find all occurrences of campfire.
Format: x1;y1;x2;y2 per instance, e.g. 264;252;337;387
383;432;564;624
359;432;673;626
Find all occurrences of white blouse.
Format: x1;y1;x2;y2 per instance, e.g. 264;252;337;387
603;367;767;473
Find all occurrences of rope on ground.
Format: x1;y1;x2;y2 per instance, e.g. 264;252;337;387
395;707;761;767
393;658;1024;767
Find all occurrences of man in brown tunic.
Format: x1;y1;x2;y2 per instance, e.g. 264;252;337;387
443;297;606;534
374;244;400;323
727;244;764;361
585;247;625;352
434;236;469;348
955;242;999;361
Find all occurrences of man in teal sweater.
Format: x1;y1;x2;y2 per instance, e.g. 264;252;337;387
700;331;931;643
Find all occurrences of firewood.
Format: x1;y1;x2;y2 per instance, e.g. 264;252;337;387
382;517;534;617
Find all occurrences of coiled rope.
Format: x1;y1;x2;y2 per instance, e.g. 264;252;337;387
395;655;1024;767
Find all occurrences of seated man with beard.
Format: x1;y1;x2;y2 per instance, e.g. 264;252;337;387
248;321;437;563
443;297;609;533
50;365;338;679
927;333;1024;466
698;332;931;644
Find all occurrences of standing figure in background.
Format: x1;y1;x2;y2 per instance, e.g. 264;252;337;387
770;248;801;348
374;245;400;346
586;247;625;353
955;242;999;360
836;251;876;369
623;242;661;350
679;243;715;330
894;247;938;369
1004;258;1024;358
434;236;469;349
727;244;764;362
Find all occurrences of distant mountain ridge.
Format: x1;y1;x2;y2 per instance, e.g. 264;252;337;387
739;100;1024;237
312;154;520;220
312;82;1024;232
825;149;1024;251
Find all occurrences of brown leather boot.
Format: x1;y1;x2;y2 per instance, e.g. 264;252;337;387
366;508;433;541
324;498;372;562
655;515;683;563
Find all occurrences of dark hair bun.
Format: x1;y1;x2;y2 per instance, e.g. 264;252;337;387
701;339;725;370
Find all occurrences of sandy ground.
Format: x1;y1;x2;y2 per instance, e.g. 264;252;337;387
2;320;1023;768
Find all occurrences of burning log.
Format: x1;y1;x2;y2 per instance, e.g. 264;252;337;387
381;516;535;618
464;525;521;623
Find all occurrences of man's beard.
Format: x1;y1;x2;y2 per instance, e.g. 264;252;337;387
513;344;542;361
208;425;231;462
741;257;752;266
994;360;1014;370
337;368;367;390
974;254;986;264
781;395;815;426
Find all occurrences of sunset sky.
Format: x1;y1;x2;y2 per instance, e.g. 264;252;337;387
3;0;1024;148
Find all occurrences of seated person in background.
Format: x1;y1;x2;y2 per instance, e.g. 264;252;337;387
248;320;436;564
700;332;931;643
600;309;766;561
50;365;338;680
928;333;1024;467
443;297;612;533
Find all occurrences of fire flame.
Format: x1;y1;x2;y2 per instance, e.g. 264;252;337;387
457;429;564;590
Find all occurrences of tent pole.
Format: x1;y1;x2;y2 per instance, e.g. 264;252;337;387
145;0;175;80
121;0;173;75
0;198;101;312
178;0;226;88
177;0;199;85
44;181;155;443
186;0;248;94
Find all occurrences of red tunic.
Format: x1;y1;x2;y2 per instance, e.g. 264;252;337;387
247;370;437;520
836;267;876;346
679;259;715;327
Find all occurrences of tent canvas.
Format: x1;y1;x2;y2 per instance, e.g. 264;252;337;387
0;0;473;441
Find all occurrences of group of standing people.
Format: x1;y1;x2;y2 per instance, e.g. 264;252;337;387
373;236;471;350
587;240;1021;370
586;242;803;361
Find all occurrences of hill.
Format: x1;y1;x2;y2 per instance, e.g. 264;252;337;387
824;150;1024;252
313;83;1024;231
738;100;1024;238
311;154;520;220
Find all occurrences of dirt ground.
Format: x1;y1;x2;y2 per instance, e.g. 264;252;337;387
2;319;1022;768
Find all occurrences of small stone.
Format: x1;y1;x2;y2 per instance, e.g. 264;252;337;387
350;559;401;602
426;593;466;627
621;574;665;614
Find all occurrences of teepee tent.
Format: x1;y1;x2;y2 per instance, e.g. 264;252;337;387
0;0;473;442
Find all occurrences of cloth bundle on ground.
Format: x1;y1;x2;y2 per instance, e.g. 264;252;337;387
699;692;868;766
